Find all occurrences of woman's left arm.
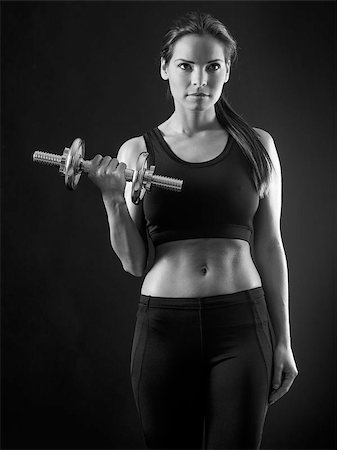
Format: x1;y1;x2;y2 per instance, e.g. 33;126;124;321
253;128;299;406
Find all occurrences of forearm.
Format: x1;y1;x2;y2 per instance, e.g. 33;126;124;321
254;241;292;347
102;195;147;276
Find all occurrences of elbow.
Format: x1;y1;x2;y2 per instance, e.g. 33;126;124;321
120;246;149;277
122;261;146;278
124;268;145;278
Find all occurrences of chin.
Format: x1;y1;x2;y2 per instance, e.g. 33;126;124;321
186;101;214;112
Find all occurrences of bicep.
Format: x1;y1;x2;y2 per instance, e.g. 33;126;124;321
253;129;283;252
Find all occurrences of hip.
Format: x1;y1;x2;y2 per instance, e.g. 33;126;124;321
131;286;275;377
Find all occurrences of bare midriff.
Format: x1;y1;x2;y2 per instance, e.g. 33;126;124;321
141;238;262;298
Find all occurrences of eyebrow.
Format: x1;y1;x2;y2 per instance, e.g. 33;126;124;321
174;58;224;63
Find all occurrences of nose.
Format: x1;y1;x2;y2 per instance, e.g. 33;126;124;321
191;68;208;88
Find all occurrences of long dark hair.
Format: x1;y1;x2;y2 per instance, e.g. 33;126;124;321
160;10;274;198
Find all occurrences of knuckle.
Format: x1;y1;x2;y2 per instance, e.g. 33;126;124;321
91;155;103;168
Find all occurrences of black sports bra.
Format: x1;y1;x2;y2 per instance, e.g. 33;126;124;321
142;127;260;247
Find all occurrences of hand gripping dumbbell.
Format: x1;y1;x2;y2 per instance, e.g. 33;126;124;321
33;138;183;204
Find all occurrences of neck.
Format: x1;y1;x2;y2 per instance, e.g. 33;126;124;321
167;105;221;136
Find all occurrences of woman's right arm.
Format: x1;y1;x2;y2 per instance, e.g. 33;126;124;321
88;137;148;277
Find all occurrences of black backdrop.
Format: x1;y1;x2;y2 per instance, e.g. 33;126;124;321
1;1;336;449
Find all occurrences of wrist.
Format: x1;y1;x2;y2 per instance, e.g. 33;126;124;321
275;338;292;349
102;192;126;207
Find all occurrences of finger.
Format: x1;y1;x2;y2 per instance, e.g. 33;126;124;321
90;154;103;169
99;156;113;172
105;158;120;173
272;365;283;391
269;372;297;405
115;161;127;174
269;383;290;405
269;380;286;404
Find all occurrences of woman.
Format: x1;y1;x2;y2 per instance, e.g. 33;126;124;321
88;11;298;450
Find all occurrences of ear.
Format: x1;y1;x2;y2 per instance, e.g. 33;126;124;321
160;57;169;81
224;60;231;84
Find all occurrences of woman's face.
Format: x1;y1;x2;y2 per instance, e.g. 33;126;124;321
161;33;230;111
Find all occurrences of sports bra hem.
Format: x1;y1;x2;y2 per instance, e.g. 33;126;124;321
148;226;253;247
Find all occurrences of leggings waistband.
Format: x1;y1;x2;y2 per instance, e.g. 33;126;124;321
139;286;265;309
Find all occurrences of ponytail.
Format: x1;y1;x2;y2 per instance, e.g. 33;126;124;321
215;95;274;198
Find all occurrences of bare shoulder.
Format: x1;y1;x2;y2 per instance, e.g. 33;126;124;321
117;135;147;169
253;127;281;174
253;127;275;149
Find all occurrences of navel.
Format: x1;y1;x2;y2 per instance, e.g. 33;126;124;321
200;266;208;276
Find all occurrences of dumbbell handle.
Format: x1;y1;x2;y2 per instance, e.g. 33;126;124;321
33;150;183;192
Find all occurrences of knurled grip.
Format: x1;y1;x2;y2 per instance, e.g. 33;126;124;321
150;174;183;191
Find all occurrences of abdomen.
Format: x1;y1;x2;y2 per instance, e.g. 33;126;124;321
141;238;262;297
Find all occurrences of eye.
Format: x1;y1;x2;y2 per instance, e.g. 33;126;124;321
178;63;192;71
207;63;221;72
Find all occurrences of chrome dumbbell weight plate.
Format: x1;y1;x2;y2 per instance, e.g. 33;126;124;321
131;152;155;205
33;138;85;191
61;138;85;190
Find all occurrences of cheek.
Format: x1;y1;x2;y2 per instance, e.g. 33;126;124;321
211;79;226;96
170;74;188;90
212;72;226;85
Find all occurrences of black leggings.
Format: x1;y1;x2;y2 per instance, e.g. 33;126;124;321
130;286;275;449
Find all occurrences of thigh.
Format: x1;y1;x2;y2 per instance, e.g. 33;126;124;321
130;303;204;449
204;332;270;449
204;298;274;449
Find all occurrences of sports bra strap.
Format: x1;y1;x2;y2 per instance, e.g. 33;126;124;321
143;130;156;166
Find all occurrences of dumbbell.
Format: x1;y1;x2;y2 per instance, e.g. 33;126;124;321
33;138;183;204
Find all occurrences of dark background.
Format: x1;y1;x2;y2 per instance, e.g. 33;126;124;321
1;1;336;449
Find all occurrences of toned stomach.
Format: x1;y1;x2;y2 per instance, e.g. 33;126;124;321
141;238;262;298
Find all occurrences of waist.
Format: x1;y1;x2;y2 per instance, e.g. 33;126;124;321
139;286;265;309
142;238;262;297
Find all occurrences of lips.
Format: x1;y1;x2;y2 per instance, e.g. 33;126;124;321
188;93;209;97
